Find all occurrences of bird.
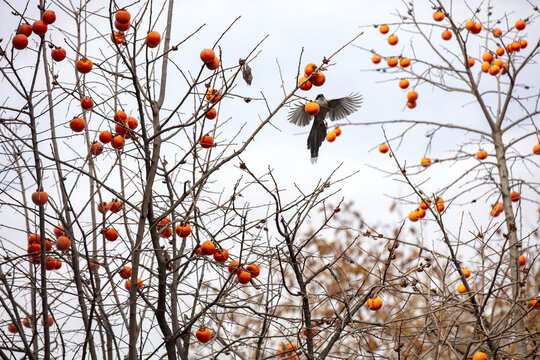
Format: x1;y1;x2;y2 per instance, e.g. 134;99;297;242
287;93;362;163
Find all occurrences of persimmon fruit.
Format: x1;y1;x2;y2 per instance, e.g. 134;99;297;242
32;191;48;206
305;102;320;115
196;328;212;343
56;236;71;251
12;34;28;50
76;59;93;74
42;10;56;24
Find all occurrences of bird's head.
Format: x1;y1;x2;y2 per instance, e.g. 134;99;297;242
315;94;325;100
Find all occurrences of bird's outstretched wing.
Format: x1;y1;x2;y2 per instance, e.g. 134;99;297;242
326;93;363;121
287;103;313;127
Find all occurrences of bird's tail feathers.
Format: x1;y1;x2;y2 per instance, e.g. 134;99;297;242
307;120;327;162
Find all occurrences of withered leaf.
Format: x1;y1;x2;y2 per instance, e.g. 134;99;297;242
242;63;253;85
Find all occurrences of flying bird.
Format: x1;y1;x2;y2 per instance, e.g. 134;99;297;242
287;93;362;163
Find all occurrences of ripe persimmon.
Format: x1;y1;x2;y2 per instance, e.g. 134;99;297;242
492;59;503;68
326;132;336;142
42;10;57;25
518;255;526;266
407;90;418;101
113;110;127;123
246;264;260;277
367;297;383;310
510;192;520;202
196;328;212;343
119;266;132;279
311;72;325;87
387;57;398;67
56;236;71;251
98;131;112;144
464;20;475;31
28;233;40;244
90;142;103;156
481;62;490;73
482;52;493;63
127;117;138;129
22;318;31;328
520;39;527;49
457;284;467;293
70;117;85;132
53;225;64;238
436;197;444;212
371;55;381;64
433;11;444;21
379;144;389;153
12;34;28;50
472;352;487;360
200;49;216;64
8;323;17;334
406;101;416;109
237;270;252;284
399;58;410;67
115;20;130;31
206;89;221;103
104;228;118;241
489;64;500;75
81;97;94;110
420;158;431;167
399;79;409;89
387;35;398;45
205;108;217;120
462;268;471;278
32;20;48;35
298;76;312;91
17;24;32;37
334;127;341;136
27;243;40;255
41;316;54;326
201;240;216;255
496;47;504;56
417;207;426;219
176;223;191;238
472;22;482;34
206;56;219;71
408;210;419;222
419;199;430;209
51;48;66;62
379;25;389;34
515;19;526;30
476;149;487;159
304;63;318;76
228;261;241;273
111;32;125;44
441;30;452;40
32;191;49;206
493;28;502;37
214;248;229;263
534;144;540;154
115;10;131;24
96;201;108;214
125;278;143;289
112;135;124;149
200;135;214;148
305;102;320;115
145;31;161;48
76;59;93;74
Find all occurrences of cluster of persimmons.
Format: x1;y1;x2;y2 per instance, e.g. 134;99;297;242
296;62;341;142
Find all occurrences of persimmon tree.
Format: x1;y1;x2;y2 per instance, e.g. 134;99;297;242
347;0;540;358
0;1;369;360
1;1;539;360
